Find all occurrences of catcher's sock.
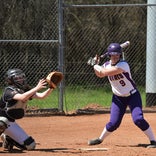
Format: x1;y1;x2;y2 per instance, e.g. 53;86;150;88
99;127;111;141
143;127;156;141
88;138;102;145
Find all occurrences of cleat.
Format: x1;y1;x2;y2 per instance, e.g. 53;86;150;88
147;140;156;148
1;134;14;152
88;138;102;145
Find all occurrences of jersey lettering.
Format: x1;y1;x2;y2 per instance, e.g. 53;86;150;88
109;74;124;81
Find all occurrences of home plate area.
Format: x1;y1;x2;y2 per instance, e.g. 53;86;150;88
51;147;109;152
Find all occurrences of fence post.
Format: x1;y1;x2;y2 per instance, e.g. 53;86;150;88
146;0;156;106
58;0;64;112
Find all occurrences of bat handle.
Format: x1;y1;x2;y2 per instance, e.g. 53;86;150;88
100;54;106;58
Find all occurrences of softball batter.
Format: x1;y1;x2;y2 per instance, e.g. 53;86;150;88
88;43;156;148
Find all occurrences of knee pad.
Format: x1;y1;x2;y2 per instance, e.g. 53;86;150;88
134;119;149;131
0;117;9;134
24;136;36;150
106;122;120;132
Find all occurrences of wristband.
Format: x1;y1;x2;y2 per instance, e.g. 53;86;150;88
93;65;102;73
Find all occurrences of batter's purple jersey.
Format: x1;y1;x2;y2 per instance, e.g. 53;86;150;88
102;60;149;132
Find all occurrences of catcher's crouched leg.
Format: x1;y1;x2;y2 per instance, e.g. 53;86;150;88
16;136;36;150
0;117;10;135
3;136;36;151
24;136;36;150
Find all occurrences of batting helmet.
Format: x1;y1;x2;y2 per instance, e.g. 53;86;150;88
106;43;122;56
5;68;27;90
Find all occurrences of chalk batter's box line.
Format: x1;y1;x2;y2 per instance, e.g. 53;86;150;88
52;147;109;151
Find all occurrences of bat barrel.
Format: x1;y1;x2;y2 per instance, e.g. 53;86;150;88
120;41;130;48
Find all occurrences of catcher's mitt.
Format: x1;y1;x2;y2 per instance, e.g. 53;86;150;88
46;71;63;89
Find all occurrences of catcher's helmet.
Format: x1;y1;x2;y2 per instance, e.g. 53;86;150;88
6;68;27;89
106;43;122;56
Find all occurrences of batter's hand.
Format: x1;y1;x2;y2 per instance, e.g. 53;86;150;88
87;54;100;66
93;54;100;65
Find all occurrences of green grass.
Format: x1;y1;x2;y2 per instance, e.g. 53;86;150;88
28;89;59;109
63;87;111;111
0;86;146;111
63;85;146;111
0;88;59;109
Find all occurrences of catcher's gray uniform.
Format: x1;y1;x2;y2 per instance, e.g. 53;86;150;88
0;68;53;152
0;85;35;151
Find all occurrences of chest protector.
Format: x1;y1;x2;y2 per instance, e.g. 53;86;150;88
2;86;27;119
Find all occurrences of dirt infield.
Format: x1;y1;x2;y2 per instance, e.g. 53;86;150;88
1;112;156;156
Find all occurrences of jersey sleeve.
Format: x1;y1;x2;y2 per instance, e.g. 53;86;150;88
115;61;130;73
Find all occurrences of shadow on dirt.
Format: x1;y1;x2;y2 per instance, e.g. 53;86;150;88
116;143;149;148
34;148;83;153
0;149;25;153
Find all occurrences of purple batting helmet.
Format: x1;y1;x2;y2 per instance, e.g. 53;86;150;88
106;43;122;56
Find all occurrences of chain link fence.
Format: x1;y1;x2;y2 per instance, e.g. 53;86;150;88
0;0;60;115
63;2;151;113
0;1;155;115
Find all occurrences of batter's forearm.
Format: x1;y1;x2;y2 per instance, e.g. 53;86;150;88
94;65;105;78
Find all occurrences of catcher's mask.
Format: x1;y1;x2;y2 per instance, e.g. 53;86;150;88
105;43;122;57
6;68;28;90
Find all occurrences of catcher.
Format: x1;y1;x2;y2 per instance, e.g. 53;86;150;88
0;68;63;152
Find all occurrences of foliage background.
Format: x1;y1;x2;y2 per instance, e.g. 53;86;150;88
0;0;152;113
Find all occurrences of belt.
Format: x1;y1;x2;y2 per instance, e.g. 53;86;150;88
117;89;137;97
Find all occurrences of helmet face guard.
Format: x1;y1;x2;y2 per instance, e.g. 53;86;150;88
12;73;26;85
6;69;27;90
105;43;122;56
